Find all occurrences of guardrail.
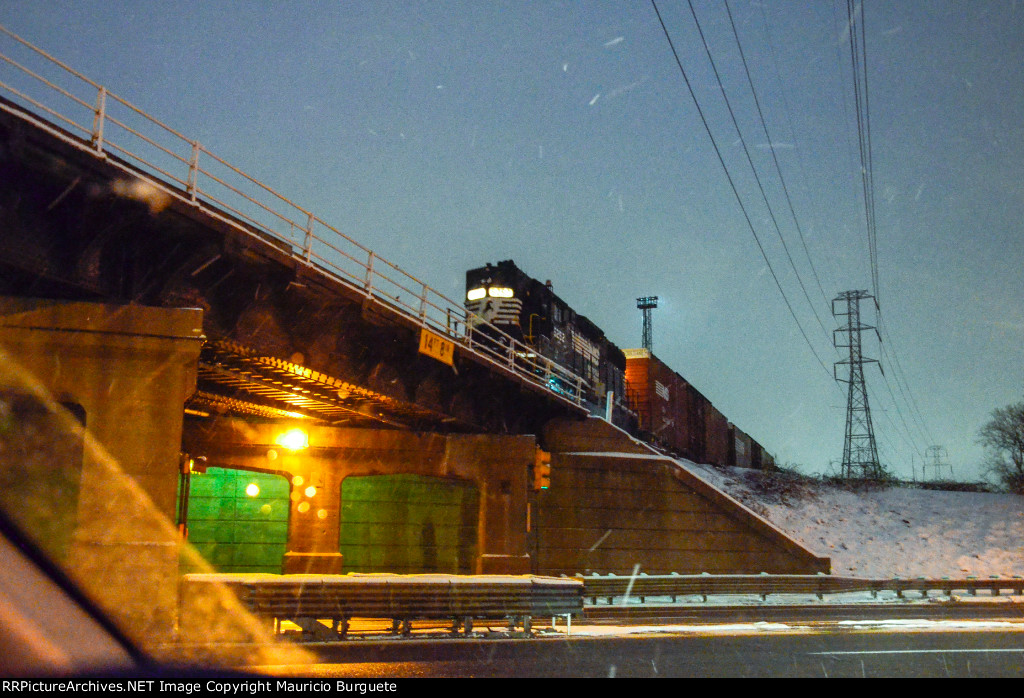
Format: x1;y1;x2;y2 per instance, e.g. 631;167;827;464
181;573;584;639
0;25;587;407
578;572;1024;604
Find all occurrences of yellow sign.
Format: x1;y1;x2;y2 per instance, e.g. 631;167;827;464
418;329;455;366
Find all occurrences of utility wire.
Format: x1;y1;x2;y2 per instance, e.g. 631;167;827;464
847;0;879;304
842;0;934;463
828;0;868;287
724;0;835;342
757;2;837;308
880;336;935;447
877;353;927;457
683;0;833;346
650;0;836;383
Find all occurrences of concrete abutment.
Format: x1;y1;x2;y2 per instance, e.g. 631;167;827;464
535;417;830;576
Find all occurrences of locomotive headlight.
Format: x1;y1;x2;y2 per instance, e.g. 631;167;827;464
488;286;514;298
467;287;487;301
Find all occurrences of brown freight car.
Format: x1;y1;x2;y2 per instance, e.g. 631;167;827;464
728;423;754;469
704;402;730;467
624;348;718;463
624;349;773;470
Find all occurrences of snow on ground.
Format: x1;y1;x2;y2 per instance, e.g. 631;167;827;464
679;461;1024;579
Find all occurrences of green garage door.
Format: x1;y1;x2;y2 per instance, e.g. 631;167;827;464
339;474;478;574
183;467;289;573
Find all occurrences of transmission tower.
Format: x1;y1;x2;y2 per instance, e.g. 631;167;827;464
833;290;884;479
922;445;953;481
636;296;658;351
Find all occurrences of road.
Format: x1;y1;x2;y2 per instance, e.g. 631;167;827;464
255;621;1024;678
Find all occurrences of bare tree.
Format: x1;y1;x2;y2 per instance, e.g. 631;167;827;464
978;401;1024;493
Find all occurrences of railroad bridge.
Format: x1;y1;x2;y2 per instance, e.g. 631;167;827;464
0;30;826;640
0;97;584;436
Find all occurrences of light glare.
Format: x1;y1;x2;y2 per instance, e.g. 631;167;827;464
275;428;309;450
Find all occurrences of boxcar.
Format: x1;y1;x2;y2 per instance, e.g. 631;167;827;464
728;424;754;469
704;403;730;467
625;349;709;462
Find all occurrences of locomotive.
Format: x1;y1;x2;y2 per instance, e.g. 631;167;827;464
465;260;776;470
465;260;635;429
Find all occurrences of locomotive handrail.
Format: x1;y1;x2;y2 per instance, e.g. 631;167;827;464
0;25;589;408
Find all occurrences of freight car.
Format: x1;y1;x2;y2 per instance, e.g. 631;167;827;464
730;426;773;470
704;402;730;468
464;260;635;429
624;349;776;469
729;423;755;469
624;348;709;462
464;260;774;468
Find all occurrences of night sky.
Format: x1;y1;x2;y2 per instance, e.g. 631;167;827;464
2;1;1022;481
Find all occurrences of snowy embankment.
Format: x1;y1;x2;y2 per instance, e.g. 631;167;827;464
679;461;1024;579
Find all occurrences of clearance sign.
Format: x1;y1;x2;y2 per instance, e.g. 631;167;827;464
418;329;455;366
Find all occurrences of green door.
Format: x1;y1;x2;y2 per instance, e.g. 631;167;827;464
339;474;478;574
182;467;289;573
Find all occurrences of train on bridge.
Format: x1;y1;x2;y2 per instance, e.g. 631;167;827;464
465;260;775;470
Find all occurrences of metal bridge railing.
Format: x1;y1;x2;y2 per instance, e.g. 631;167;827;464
0;25;587;408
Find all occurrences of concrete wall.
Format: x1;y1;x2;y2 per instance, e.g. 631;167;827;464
536;418;829;576
0;297;203;641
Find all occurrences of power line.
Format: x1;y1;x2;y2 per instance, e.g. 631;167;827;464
828;0;865;265
649;0;836;383
688;0;832;345
879;333;935;447
841;0;934;463
876;351;927;458
732;0;928;470
846;0;879;304
758;1;842;308
724;0;836;334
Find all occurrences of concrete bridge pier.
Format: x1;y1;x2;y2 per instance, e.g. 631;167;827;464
0;297;204;641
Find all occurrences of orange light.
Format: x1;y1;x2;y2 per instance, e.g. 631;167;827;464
275;428;309;450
